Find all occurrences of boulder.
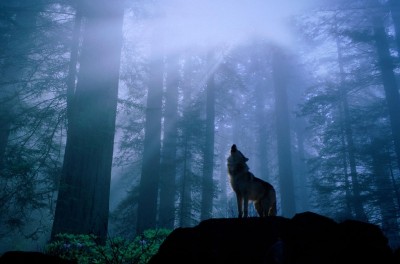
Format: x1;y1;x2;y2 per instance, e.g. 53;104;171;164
148;211;397;264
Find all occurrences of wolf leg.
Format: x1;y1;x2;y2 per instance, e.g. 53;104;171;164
236;194;243;218
267;189;277;216
268;202;277;216
243;196;249;218
259;197;270;217
254;200;264;217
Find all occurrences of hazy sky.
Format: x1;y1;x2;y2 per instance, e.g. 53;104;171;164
138;0;319;55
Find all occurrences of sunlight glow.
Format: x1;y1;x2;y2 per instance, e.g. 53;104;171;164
137;0;317;56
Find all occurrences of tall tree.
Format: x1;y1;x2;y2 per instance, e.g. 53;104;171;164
0;1;38;172
51;1;124;243
136;33;164;234
178;55;201;227
372;12;400;172
368;137;399;236
253;46;270;182
216;131;229;218
159;54;180;229
179;135;193;227
200;52;216;221
389;0;400;53
0;0;69;243
335;20;367;221
293;117;310;212
272;48;296;217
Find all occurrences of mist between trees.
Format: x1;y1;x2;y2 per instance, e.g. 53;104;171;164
1;0;400;252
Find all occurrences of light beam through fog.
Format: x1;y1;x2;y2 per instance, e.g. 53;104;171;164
139;0;318;56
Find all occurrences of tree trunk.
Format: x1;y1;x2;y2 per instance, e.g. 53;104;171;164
373;16;400;172
272;48;296;217
340;92;367;220
179;136;193;227
369;138;399;239
250;44;270;182
335;27;367;221
339;112;353;217
51;2;124;243
66;5;82;122
389;0;400;53
255;79;269;182
136;41;164;234
293;119;309;212
159;55;179;229
218;138;229;218
200;58;215;221
179;59;194;227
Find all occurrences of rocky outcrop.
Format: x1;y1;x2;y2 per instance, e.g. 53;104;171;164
149;211;397;264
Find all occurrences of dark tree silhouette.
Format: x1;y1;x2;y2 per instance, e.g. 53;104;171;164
272;47;296;217
51;1;124;243
136;33;164;234
372;14;400;172
201;52;216;221
0;1;69;242
0;1;39;173
159;54;180;229
335;21;367;221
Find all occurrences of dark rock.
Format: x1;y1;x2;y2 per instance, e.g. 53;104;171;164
149;211;397;264
394;247;400;262
0;251;75;264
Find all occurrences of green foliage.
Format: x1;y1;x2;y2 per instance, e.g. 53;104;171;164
45;234;99;263
131;229;172;264
45;229;172;264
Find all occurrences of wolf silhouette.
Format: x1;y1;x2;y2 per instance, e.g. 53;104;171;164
227;144;277;218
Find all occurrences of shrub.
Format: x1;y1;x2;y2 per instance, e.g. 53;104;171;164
45;229;171;264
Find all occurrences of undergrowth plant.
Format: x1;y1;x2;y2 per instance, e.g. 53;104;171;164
45;228;171;264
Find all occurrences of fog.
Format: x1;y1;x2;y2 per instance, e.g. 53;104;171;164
1;0;400;255
148;0;308;52
139;1;331;59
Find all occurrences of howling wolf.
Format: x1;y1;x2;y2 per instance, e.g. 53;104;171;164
227;144;277;218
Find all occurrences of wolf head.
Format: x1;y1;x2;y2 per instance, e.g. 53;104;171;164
227;145;247;174
231;144;237;153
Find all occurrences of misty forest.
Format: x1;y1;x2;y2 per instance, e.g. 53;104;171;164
1;0;400;256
